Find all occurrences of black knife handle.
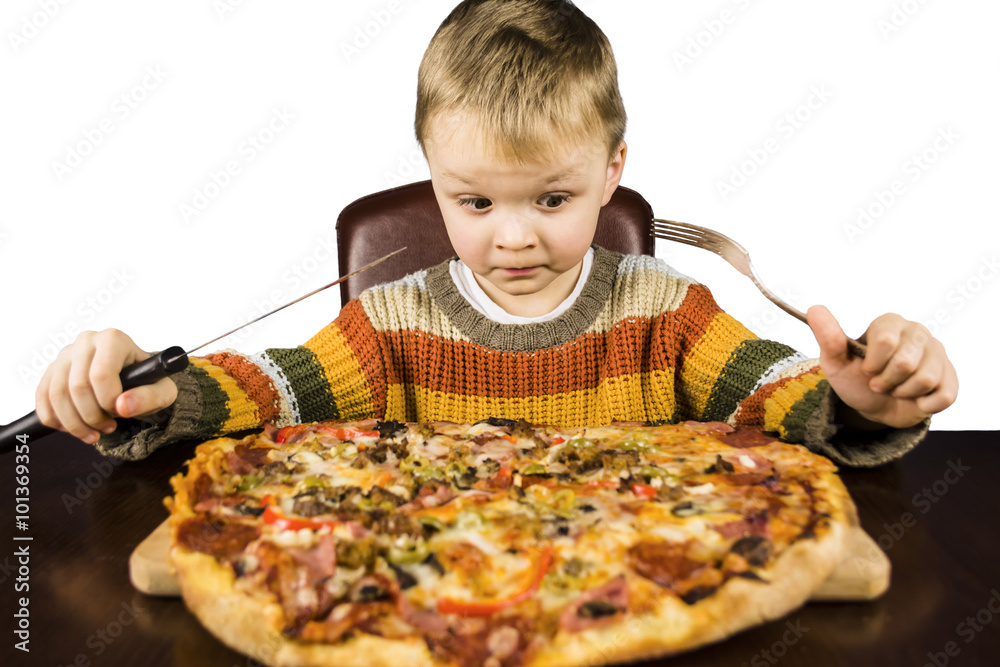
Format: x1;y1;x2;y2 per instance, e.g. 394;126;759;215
119;346;189;390
0;346;189;453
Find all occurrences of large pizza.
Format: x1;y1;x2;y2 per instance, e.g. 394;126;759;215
165;418;856;666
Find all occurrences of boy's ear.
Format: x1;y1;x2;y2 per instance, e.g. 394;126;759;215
602;141;628;206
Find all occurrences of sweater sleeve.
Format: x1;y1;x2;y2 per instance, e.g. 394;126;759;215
666;281;928;467
94;299;387;460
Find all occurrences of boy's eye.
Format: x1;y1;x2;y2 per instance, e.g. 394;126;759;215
538;194;570;209
458;197;493;211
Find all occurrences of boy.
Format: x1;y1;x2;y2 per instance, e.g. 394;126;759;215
35;0;956;466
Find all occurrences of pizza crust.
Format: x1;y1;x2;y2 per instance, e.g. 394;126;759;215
171;547;439;667
173;522;848;667
530;521;847;667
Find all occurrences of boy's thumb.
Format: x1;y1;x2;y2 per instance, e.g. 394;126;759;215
116;378;178;419
807;305;849;365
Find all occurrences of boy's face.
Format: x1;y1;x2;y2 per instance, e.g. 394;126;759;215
424;112;627;318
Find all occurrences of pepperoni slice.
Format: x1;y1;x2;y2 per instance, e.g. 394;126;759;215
176;517;259;559
718;426;778;449
626;540;706;591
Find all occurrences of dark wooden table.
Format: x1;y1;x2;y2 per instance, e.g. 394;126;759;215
2;430;998;667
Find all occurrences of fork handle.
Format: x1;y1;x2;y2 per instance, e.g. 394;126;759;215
844;338;868;359
764;296;867;358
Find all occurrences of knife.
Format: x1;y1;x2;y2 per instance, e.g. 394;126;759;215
0;247;407;453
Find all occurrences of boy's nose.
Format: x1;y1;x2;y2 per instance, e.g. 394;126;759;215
494;213;537;250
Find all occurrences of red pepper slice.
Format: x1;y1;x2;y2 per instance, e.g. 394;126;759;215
631;483;657;499
261;496;338;532
274;424;309;444
437;545;553;616
275;424;379;444
551;436;566;446
315;426;379;441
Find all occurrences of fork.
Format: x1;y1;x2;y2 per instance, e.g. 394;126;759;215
650;219;867;358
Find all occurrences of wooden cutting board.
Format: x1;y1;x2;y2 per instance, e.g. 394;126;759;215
129;519;890;601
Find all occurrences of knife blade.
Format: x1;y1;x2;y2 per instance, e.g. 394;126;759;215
0;247;407;452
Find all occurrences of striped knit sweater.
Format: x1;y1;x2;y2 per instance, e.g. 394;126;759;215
96;246;926;465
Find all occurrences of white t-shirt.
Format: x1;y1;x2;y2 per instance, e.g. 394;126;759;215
449;248;595;324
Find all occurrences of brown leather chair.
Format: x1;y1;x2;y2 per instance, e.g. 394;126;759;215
335;180;655;303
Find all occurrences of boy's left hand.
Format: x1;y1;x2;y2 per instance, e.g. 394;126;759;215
807;305;958;429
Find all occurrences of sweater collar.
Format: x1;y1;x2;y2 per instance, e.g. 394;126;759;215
425;245;622;351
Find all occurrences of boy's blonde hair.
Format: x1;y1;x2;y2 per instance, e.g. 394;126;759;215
415;0;627;164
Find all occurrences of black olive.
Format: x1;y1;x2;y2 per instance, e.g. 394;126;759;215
388;563;418;590
681;586;717;605
671;501;699;517
578;600;620;618
234;504;265;517
355;585;391;603
475;417;517;428
730;536;773;567
557;525;570;536
704;454;735;474
453;468;478;489
580;504;597;513
423;552;446;576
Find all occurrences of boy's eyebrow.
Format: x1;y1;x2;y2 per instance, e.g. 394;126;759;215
541;169;583;184
440;170;475;186
439;168;583;187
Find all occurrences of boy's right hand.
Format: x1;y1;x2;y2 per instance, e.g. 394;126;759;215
35;329;178;444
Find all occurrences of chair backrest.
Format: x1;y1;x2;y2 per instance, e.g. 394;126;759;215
335;180;654;303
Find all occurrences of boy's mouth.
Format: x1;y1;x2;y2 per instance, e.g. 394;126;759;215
502;267;539;276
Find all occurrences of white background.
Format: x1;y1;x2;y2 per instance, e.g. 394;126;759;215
1;0;997;431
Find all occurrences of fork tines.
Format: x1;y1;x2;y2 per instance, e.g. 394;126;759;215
650;219;717;250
